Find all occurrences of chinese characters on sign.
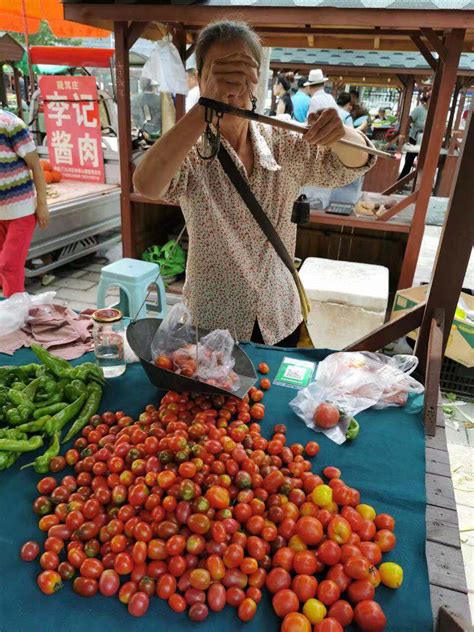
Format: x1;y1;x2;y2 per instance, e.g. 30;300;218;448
39;76;104;183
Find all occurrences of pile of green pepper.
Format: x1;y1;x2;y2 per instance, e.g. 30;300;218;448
0;344;104;473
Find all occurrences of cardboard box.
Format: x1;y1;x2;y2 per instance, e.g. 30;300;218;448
392;286;474;368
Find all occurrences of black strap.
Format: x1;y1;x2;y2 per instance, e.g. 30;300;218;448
217;143;295;276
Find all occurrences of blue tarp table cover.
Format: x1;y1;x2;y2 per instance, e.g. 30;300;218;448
0;344;432;632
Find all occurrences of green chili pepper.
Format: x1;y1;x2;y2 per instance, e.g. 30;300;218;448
11;381;26;391
18;404;34;423
5;408;22;426
0;427;28;470
7;388;35;408
64;380;87;403
17;416;52;433
346;418;360;441
22;377;42;402
22;432;60;474
0;434;43;452
62;383;103;443
44;393;87;436
35;390;65;408
33;402;68;419
30;344;72;377
0;451;19;470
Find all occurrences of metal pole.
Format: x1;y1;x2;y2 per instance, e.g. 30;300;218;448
20;0;35;100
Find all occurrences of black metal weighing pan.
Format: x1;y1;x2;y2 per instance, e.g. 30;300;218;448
127;318;257;399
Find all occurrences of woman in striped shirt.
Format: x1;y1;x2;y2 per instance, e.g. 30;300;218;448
0;109;49;297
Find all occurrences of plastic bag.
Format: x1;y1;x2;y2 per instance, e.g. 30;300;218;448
354;192;398;218
141;40;188;95
0;292;56;337
290;352;424;444
151;304;240;392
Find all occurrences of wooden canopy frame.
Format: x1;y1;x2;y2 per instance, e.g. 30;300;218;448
0;33;25;119
64;5;474;427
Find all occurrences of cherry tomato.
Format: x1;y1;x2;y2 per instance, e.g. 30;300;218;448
208;582;226;612
73;576;98;597
317;579;341;606
188;603;209;621
272;588;300;618
318;540;342;566
374;529;396;552
260;378;271;390
99;569;120;596
37;570;62;595
128;591;149;617
347;579;375;604
265;567;292;593
313;403;340;429
238;597;257;622
292;574;318;602
40;551;60;570
374;513;395;531
328;599;354;626
169;593;187;613
354;600;387;632
258;362;270;374
20;541;40;562
314;618;344;632
296;516;323;546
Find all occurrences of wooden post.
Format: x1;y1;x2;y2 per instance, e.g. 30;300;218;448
397;29;465;290
398;75;415;138
415;109;474;376
172;24;187;121
12;66;24;120
114;21;134;258
0;66;6;109
444;77;461;148
453;84;467;131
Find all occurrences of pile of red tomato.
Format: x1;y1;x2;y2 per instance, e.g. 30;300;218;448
20;373;403;631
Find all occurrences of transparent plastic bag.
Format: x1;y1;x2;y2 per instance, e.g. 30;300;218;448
197;330;240;392
0;292;56;337
290;352;424;444
151;304;240;391
151;303;195;360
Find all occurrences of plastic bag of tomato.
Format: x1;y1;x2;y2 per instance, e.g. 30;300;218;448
20;380;403;631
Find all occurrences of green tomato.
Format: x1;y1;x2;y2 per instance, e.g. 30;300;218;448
346;418;360;441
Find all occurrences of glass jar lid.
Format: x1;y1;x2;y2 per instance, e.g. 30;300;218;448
92;308;123;323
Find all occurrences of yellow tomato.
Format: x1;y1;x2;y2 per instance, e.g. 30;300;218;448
288;534;307;551
311;484;333;507
379;562;404;589
302;598;327;624
356;503;376;521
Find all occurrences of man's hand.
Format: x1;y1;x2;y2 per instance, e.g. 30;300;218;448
305;108;345;146
36;203;50;230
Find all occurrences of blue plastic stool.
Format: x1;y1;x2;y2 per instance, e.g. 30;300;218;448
97;258;167;320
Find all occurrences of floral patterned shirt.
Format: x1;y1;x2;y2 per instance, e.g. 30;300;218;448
163;122;375;345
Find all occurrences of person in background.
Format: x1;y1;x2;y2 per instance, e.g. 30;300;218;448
306;69;337;120
272;75;294;117
291;77;311;123
350;88;363;116
398;92;430;180
374;107;388;122
186;68;200;112
336;92;353;127
0;109;49;297
131;77;162;136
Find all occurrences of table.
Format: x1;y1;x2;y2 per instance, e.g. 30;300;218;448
0;344;467;631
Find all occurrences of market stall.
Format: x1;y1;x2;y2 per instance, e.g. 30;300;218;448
0;343;457;631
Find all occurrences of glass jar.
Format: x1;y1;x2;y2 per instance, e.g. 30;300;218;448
92;308;126;378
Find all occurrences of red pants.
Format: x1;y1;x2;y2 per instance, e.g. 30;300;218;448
0;213;36;297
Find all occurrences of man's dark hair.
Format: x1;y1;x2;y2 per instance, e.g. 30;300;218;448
140;77;153;92
349;88;360;99
297;76;308;89
337;91;351;107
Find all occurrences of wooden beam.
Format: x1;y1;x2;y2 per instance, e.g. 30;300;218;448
114;21;134;258
421;28;448;61
398;28;465;290
415;109;474;376
12;66;23;120
444;78;462;148
423;309;445;436
344;302;426;353
411;35;438;71
382;169;417;195
171;23;187;121
64;5;474;30
376;191;418;222
399;75;415;138
127;21;148;49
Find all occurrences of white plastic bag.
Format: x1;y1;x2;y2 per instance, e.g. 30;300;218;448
151;304;240;392
142;40;188;95
0;292;56;337
290;352;424;444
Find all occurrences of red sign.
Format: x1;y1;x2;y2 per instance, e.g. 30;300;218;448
40;75;104;183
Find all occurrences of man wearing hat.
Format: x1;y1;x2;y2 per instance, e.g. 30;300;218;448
305;69;337;121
